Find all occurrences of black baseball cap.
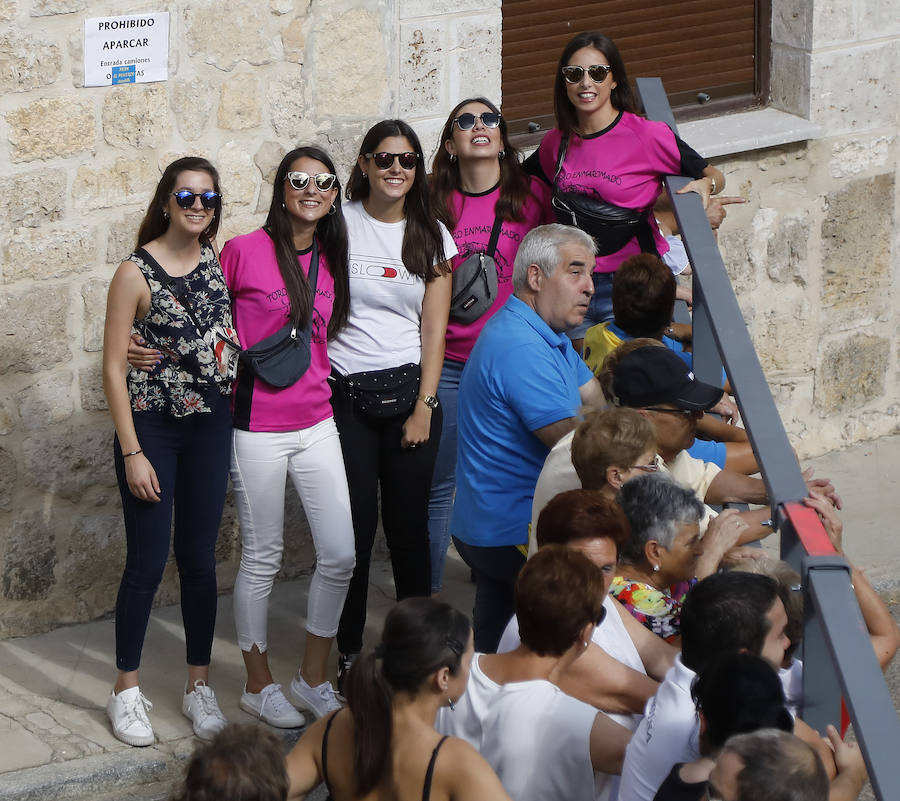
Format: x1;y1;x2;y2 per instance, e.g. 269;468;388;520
612;346;723;411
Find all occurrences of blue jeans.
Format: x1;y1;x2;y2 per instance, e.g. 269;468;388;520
568;272;615;340
427;357;465;593
113;392;232;672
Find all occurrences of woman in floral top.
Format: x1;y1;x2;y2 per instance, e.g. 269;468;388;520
613;473;747;644
102;157;234;748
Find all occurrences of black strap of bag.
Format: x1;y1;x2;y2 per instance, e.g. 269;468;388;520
552;136;658;257
485;212;503;259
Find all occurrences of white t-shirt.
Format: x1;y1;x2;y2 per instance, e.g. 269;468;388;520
528;434;719;555
618;655;700;801
481;679;601;801
780;657;803;718
434;653;499;748
328;200;457;375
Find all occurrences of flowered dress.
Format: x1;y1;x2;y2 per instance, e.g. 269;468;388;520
127;242;234;415
610;576;697;643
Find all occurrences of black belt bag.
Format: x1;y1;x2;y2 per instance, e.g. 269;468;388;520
341;363;421;419
449;214;503;325
552;135;657;257
238;242;319;388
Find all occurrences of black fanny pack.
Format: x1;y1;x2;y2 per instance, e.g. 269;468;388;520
449;213;503;325
238;242;319;388
340;363;421;419
551;135;657;257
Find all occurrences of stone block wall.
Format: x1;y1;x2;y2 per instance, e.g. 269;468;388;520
0;0;896;636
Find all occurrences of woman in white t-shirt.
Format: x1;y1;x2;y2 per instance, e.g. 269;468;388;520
328;120;456;691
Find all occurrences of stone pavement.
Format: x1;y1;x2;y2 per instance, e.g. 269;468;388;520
0;434;898;800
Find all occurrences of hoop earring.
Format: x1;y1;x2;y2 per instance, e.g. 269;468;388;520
449;154;457;164
328;203;336;215
498;150;506;160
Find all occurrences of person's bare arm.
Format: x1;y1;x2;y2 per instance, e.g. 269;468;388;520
614;601;677;681
826;724;868;801
579;376;607;409
444;739;514;801
102;261;160;503
403;267;451;448
589;713;632;774
285;715;329;800
533;417;579;450
794;717;838;780
695;509;748;579
705;470;768;505
127;333;162;372
556;642;660;714
806;494;900;670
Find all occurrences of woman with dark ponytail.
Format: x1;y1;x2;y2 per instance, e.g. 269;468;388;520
285;597;511;800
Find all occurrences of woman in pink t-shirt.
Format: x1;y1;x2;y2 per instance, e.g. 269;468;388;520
220;147;355;727
526;32;724;349
427;97;553;593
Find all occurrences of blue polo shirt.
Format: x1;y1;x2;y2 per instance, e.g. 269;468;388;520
452;295;594;547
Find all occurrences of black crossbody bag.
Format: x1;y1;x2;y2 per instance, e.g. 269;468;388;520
238;241;320;388
449;214;503;325
550;135;657;256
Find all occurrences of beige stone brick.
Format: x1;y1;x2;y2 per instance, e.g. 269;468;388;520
81;277;109;352
0;30;62;93
0;285;70;375
30;0;87;14
72;156;158;211
311;9;386;119
830;135;894;179
770;45;810;117
185;0;280;71
401;0;499;15
3;226;97;283
171;78;214;142
6;97;95;162
0;399;16;435
22;423;115;501
0;0;14;22
217;141;259;209
858;0;900;38
106;212;143;263
400;22;443;118
450;14;501;107
218;73;261;130
0;170;65;230
815;333;890;415
102;84;170;149
15;371;74;431
820;173;893;325
79;364;107;412
771;0;812;48
59;510;125;604
2;511;56;601
271;0;308;13
266;71;310;141
753;296;814;374
764;212;809;286
254;141;287;184
766;375;816;457
282;15;306;62
0;447;14;511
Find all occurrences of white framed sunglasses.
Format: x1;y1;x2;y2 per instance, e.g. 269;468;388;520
286;171;337;192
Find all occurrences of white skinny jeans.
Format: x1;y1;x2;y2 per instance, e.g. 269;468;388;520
231;417;355;650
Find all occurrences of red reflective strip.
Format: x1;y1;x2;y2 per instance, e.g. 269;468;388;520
782;502;836;556
841;699;850;737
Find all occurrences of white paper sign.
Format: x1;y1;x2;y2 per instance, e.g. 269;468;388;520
84;12;169;87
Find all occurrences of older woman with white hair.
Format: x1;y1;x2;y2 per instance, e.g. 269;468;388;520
613;472;744;644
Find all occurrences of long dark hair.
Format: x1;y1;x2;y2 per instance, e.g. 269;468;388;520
553;31;639;136
343;598;470;796
345;119;448;281
265;146;349;337
430;97;531;231
136;156;222;249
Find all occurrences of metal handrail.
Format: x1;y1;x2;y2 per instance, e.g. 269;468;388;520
636;77;900;800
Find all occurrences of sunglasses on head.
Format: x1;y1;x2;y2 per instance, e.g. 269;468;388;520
171;190;221;210
366;151;418;170
453;111;502;131
561;64;613;84
286;171;337;192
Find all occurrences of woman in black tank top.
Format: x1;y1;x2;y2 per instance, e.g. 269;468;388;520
285;598;511;801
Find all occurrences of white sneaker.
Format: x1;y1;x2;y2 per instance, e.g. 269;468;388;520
239;683;306;728
107;686;154;747
290;674;342;720
182;680;227;740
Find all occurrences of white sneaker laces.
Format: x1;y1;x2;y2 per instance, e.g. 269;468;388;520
121;691;152;730
261;684;293;717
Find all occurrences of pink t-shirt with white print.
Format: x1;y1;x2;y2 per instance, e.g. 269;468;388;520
221;228;336;432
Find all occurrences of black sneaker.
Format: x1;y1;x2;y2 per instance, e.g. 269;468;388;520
337;652;358;697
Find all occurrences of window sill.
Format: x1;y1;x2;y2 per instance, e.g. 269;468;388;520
678;108;823;159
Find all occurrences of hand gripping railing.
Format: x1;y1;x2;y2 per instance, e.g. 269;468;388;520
636;77;900;800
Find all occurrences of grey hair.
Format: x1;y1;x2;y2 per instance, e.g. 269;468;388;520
722;729;828;801
511;223;596;292
617;472;704;564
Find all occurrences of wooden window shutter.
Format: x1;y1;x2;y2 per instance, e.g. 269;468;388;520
502;0;764;136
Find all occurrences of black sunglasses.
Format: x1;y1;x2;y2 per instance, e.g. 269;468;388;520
286;171;337;192
171;190;221;210
453;111;502;130
561;64;613;84
366;151;418;170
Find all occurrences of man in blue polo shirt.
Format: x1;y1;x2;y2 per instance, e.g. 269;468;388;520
451;223;606;651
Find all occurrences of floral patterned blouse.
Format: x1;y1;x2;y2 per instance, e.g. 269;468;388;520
127;243;234;417
610;576;697;643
